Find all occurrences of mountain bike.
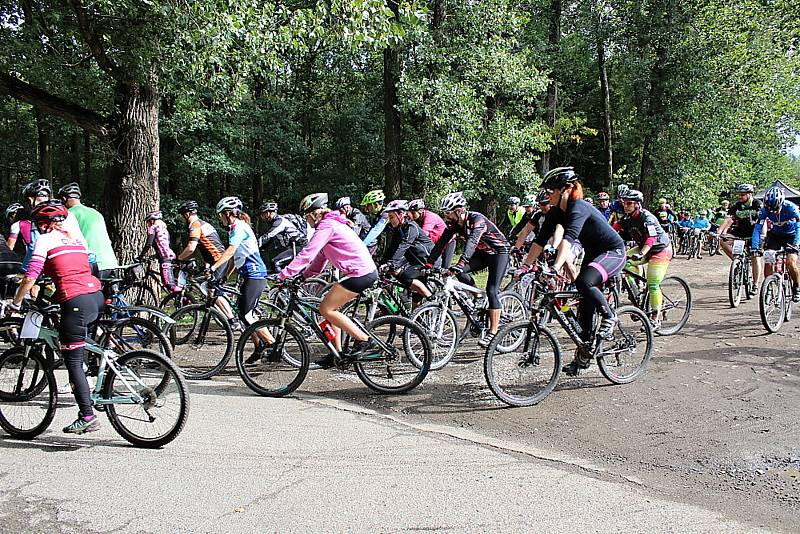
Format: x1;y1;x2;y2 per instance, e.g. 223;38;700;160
236;275;432;396
686;228;706;260
719;235;754;308
484;269;654;407
0;301;189;447
757;247;796;333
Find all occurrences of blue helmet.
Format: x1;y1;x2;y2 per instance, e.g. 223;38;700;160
763;186;785;212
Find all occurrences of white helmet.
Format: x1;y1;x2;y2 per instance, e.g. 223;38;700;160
383;199;409;213
216;196;243;214
439;192;467;212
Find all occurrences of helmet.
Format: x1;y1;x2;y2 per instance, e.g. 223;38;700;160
177;200;199;214
506;196;521;205
617;184;630;197
21;179;51;199
334;197;351;210
5;203;24;221
721;200;730;206
300;192;329;214
521;195;536;207
408;199;425;211
541;167;578;189
31;200;68;224
439;192;467;212
536;190;550;205
658;197;667;204
361;189;385;205
597;192;610;201
216;196;243;214
58;182;82;199
145;210;163;221
735;183;755;194
259;201;278;213
383;199;409;213
585;198;594;204
763;186;785;212
621;189;644;203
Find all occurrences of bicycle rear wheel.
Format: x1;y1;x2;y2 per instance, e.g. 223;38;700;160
0;347;57;439
655;275;692;335
484;321;561;407
353;316;432;394
102;350;189;448
728;257;745;308
409;304;459;370
100;317;173;360
597;305;653;384
170;305;233;379
759;273;785;333
235;319;310;397
125;282;159;308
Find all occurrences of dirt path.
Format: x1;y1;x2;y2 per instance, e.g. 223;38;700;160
300;254;800;531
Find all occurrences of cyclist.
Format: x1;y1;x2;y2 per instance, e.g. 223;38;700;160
513;191;552;251
257;201;309;272
654;198;676;234
501;196;524;236
711;200;730;231
519;167;626;375
752;187;800;302
380;200;433;300
425;192;510;347
361;189;388;248
615;190;673;327
7;202;104;434
508;195;537;244
408;199;454;268
717;184;762;293
58;182;119;277
0;233;20;297
176;200;239;330
607;184;629;224
137;210;181;292
5;202;31;254
691;211;711;259
596;192;612;220
334;197;372;239
278;193;379;368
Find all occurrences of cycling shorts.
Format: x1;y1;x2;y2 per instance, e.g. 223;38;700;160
339;270;379;294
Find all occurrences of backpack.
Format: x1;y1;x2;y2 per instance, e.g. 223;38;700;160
283;214;308;237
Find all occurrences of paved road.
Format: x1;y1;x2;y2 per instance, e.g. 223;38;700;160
0;378;770;533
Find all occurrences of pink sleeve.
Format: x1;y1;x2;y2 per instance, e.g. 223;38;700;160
279;224;332;279
644;236;658;247
26;235;49;279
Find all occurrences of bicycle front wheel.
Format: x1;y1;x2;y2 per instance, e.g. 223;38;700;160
102;350;189;448
484;321;561;407
0;347;58;439
170;305;233;379
597;305;653;384
235;319;310;397
656;275;692;336
728;257;745;308
759;273;785;333
409;304;459;370
100;316;173;360
354;316;432;394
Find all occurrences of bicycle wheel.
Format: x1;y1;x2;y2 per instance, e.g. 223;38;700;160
0;317;23;352
102;350;189;448
783;279;793;322
484;321;561;407
353;316;432;394
159;291;200;317
409;303;459;370
597;305;653;384
0;347;58;439
655;275;692;336
170;305;233;379
728;257;745;308
235;319;310;397
125;282;159;308
100;317;173;360
759;273;785;333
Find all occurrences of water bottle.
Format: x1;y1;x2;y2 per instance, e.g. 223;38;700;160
318;319;336;341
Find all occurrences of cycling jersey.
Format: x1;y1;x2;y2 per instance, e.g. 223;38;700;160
347;207;372;239
692;217;711;230
607;199;625;224
615;208;670;255
417;210;447;244
259;215;308;251
536;200;624;262
144;220;176;261
525;210;548;237
381;220;433;267
22;212;92;274
654;207;676;228
429;211;509;265
509;212;533;242
363;213;388;247
8;219;32;247
727;199;762;237
26;230;101;302
187;218;225;264
752;201;800;250
69;203;118;271
228;219;268;279
597;205;612;221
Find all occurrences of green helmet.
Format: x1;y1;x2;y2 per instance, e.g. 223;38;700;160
361;189;386;205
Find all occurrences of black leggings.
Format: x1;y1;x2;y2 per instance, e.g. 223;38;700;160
396;264;424;288
575;248;626;340
457;251;509;309
237;278;267;326
0;261;21;298
60;291;105;417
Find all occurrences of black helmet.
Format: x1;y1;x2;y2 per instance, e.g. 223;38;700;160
21;179;51;199
735;183;755;194
535;190;549;205
58;182;82;199
177;200;199;214
540;167;578;189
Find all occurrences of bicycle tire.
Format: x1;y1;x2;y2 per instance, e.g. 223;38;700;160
409;303;459;370
728;257;745;308
125;282;159;308
655;275;692;336
0;347;58;439
235;319;310;397
103;350;189;448
484;320;561;407
170;305;234;379
353;316;432;394
99;316;173;360
597;305;653;384
759;273;785;333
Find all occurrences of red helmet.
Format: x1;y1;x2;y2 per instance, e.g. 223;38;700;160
32;201;69;224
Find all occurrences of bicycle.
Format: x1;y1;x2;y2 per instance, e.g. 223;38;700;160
484;269;654;407
719;235;754;308
236;274;432;396
0;301;189;447
686;228;706;260
757;247;796;333
607;266;692;335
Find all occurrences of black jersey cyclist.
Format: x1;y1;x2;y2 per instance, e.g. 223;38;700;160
426;192;511;347
519;167;626;375
380;200;434;299
717;183;763;293
257;201;309;272
334;197;372;239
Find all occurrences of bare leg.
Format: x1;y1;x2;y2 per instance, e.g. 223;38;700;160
319;283;369;353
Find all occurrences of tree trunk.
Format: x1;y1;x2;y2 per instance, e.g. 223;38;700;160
83;130;91;189
539;0;561;177
639;40;669;195
70;130;81;184
597;32;613;187
383;0;402;198
34;108;52;181
106;80;160;263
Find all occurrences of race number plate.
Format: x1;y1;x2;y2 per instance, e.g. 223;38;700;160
732;240;745;256
763;250;777;264
20;311;43;340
